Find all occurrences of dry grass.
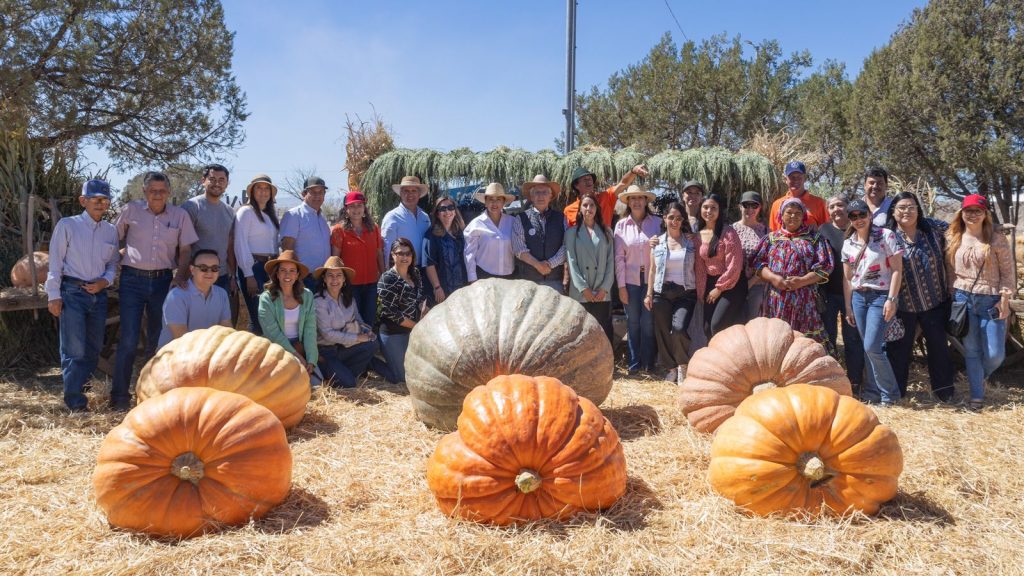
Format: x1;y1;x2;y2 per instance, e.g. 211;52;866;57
1;360;1023;576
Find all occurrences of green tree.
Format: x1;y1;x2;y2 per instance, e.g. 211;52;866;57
0;0;247;168
791;61;853;188
575;33;811;154
847;0;1023;220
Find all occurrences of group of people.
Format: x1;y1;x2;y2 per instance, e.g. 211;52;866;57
46;161;1015;413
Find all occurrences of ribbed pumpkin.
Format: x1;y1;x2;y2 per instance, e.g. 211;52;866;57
709;384;902;517
406;279;613;430
426;375;627;525
93;387;292;538
10;251;48;287
679;317;851;433
137;326;310;429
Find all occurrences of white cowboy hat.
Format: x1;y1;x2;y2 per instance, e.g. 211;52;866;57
473;182;514;205
392;175;429;198
520;174;561;201
618;184;655;203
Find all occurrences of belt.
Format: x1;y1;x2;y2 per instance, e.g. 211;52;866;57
61;276;88;287
252;254;275;263
122;266;172;278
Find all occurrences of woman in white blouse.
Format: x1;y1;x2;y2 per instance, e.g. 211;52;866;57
464;183;516;281
235;174;280;334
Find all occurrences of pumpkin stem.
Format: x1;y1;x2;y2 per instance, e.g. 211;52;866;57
752;382;778;394
515;469;542;494
171;452;205;484
797;453;827;482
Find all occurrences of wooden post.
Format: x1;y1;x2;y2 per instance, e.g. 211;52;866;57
26;195;37;298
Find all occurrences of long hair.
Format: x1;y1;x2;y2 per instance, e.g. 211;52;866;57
389;237;418;268
339;199;377;232
316;274;354;308
265;265;306;302
885;191;932;234
574;195;611;241
247;187;280;229
945;206;993;267
697;194;726;257
844;214;874;240
659;202;691;234
430;196;465;237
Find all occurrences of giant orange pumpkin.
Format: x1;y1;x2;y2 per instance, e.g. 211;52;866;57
93;387;293;538
426;375;627;525
10;251;48;287
708;384;903;517
679;317;852;433
137;326;310;429
406;279;613;430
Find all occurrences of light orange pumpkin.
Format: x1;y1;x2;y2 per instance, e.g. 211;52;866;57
679;317;852;433
10;251;48;287
93;387;292;538
406;279;613;430
709;384;902;517
426;375;627;525
137;326;310;429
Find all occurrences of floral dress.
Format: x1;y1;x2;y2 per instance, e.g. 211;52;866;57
751;226;834;344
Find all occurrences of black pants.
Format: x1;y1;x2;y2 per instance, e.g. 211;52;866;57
886;302;955;401
476;266;513;280
653;282;697;368
703;272;748;339
582;301;613;344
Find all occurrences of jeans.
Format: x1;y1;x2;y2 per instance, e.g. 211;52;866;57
824;291;865;388
59;281;108;410
886;303;954;401
955;290;1007;401
112;269;172;405
652;282;696;368
351;283;378;327
624;283;656;371
237;262;270;334
215;274;238;327
850;290;900;404
318;340;377;388
744;282;765;322
379;331;410;383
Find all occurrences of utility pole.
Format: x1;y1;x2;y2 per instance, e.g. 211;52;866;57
564;0;577;152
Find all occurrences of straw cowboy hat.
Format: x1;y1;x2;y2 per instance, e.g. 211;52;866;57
473;182;515;205
392;175;430;198
245;173;278;198
313;255;356;282
520;174;561;201
264;250;309;280
618;184;656;203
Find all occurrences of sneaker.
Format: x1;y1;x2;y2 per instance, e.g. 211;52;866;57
664;368;678;382
968;400;984;412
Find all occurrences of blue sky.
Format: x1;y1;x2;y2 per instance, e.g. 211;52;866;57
83;0;928;206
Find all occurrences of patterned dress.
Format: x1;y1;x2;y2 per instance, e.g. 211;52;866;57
751;226;834;344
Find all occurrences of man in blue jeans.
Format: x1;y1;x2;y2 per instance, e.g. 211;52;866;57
45;180;120;413
111;171;197;411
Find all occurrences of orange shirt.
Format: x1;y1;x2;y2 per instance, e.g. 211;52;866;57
768;190;828;232
564;187;618;227
329;223;383;285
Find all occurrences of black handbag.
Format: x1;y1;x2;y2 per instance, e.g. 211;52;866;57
946;253;986;338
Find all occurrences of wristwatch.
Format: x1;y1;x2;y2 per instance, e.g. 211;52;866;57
885;296;896;303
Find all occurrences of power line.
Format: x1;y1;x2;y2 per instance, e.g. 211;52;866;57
662;0;689;42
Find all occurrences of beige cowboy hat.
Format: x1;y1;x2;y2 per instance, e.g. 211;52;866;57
264;249;310;280
313;255;356;282
520;174;561;201
618;184;656;203
245;173;278;198
392;175;430;198
473;182;515;205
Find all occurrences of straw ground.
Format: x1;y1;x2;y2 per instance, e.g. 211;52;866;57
1;361;1022;575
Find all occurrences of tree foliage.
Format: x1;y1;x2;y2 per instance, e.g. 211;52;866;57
847;0;1023;219
0;0;247;168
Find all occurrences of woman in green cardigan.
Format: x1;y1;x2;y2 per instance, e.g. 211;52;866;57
258;250;318;376
564;195;615;342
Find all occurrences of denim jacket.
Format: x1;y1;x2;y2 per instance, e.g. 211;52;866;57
652;233;696;294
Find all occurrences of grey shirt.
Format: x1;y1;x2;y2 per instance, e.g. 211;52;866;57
183;195;236;273
158;280;231;349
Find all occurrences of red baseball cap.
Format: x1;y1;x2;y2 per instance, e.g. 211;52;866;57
962;194;988;210
344;191;367;206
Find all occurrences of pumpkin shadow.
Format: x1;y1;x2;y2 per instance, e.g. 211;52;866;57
875;490;954;525
253;486;331;533
602;404;662;440
287;410;341;443
531;476;663;535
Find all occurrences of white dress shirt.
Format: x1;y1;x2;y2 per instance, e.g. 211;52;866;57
464;212;515;281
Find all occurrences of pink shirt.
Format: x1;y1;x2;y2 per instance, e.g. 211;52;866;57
696;225;744;298
116;200;198;271
614;213;662;288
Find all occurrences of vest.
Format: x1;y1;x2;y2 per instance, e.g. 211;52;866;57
516;209;565;281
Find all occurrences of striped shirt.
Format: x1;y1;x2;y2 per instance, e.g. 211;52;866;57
45;213;120;301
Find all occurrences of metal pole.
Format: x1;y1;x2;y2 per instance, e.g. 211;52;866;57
564;0;577;152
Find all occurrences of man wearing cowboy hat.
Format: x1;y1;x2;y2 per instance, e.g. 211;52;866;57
381;175;432;263
111;170;198;411
564;163;648;227
281;175;332;289
157;249;232;350
768;161;828;232
512;175;570;292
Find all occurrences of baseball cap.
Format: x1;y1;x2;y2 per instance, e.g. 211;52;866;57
81;179;111;198
784;161;806;176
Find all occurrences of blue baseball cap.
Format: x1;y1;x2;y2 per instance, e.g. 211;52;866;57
784;161;806;176
81;179;112;198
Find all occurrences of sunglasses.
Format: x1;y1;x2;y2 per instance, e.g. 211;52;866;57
741;203;760;209
193;264;221;273
393;251;413;257
436;205;457;213
848;212;868;221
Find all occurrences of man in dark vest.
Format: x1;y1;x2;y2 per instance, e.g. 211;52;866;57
511;175;569;293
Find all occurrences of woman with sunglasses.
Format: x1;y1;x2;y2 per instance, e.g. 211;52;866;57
258;250;318;379
696;193;747;338
883;192;954;402
424;196;468;304
330;191;385;326
732;191;768;321
377;238;428;384
842;199;903;407
946;194;1015;410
